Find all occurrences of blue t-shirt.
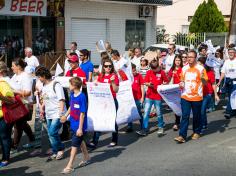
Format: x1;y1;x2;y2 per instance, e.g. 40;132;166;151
69;92;87;132
80;60;94;81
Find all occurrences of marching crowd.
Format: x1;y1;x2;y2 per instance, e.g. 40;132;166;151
0;41;236;175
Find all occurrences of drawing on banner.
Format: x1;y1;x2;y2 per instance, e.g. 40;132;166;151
116;81;140;125
86;82;116;132
158;84;182;116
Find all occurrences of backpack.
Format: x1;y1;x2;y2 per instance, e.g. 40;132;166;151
53;81;70;109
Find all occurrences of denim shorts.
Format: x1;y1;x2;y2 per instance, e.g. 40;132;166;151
71;131;85;148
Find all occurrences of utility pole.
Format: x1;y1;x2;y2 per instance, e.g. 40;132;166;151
229;0;236;44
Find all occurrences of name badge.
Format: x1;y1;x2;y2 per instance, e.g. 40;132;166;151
156;74;161;78
104;79;109;83
74;104;80;108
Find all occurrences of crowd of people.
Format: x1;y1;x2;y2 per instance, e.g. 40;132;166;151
0;41;236;175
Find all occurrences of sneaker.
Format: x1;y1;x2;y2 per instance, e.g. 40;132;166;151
224;114;231;120
46;154;57;162
10;148;18;155
191;133;200;140
222;106;227;109
174;136;186;143
56;151;64;160
157;128;164;136
86;142;97;149
136;129;147;136
0;162;9;168
172;125;179;131
22;143;34;149
125;128;133;133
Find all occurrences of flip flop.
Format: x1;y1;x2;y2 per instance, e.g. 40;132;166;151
61;168;74;174
78;160;91;168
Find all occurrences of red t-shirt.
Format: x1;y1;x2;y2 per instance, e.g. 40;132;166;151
97;73;119;98
168;67;182;84
145;70;169;100
66;68;87;85
203;69;215;96
132;73;144;100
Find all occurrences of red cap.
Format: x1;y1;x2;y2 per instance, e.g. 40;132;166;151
68;55;79;63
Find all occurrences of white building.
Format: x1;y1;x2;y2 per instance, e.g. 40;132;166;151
65;0;172;65
157;0;232;35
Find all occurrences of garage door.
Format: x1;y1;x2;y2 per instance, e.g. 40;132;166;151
71;18;107;65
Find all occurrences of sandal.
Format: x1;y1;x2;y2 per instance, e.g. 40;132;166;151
61;168;74;174
107;142;117;148
78;160;91;167
56;151;64;160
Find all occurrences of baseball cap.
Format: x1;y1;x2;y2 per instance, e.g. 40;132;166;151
68;55;79;63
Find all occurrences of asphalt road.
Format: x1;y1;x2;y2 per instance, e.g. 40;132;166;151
1;108;236;176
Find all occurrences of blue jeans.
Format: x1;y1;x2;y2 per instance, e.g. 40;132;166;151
92;98;119;145
0;118;13;161
225;78;236;116
128;100;143;130
46;118;64;154
179;98;202;139
143;98;164;130
201;94;212;128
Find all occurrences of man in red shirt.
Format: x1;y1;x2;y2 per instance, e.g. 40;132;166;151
126;63;145;133
136;60;169;136
65;53;86;85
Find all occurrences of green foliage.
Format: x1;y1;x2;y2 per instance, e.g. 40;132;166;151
189;0;228;33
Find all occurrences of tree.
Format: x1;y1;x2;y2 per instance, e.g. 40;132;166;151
189;0;228;33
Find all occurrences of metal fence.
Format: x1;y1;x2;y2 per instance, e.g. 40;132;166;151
157;32;228;47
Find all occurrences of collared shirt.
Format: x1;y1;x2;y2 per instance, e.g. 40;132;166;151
221;58;236;79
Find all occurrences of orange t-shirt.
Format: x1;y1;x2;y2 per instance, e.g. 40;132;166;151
181;64;208;101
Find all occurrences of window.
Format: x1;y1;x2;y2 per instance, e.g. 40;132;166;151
125;20;146;51
32;17;56;55
182;25;189;34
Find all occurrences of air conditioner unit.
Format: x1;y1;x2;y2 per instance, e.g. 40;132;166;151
139;6;154;17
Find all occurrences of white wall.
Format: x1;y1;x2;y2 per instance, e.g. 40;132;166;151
65;0;156;53
157;0;232;34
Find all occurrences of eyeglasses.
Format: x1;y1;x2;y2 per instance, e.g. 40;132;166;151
168;48;172;50
182;56;187;58
104;65;112;68
79;55;84;57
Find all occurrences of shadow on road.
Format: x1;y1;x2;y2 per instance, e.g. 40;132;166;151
0;166;43;176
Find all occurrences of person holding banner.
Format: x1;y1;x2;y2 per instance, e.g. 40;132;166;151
60;77;90;174
126;63;145;132
136;60;169;136
174;50;208;143
217;48;236;119
168;54;183;131
87;58;119;148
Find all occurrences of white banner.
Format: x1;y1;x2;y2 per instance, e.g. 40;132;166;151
157;84;182;116
86;82;116;132
231;89;236;110
54;76;85;88
116;81;141;125
0;0;47;16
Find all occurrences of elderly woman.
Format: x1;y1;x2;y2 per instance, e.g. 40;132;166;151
0;61;14;168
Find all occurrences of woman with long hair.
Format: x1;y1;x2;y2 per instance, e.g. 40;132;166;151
87;58;119;148
168;55;183;131
10;58;35;152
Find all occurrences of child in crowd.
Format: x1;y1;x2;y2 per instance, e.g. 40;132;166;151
126;63;145;132
61;77;90;174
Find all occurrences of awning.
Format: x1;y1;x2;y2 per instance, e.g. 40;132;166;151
104;0;173;5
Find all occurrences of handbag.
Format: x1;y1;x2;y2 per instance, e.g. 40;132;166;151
2;95;29;124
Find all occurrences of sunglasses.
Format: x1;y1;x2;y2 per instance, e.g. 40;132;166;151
182;56;187;58
104;65;112;68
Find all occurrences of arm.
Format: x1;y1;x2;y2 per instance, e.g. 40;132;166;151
201;69;208;85
60;107;71;123
212;84;220;102
59;100;65;116
76;112;85;137
217;73;225;87
110;75;119;93
140;85;145;104
0;93;14;104
88;72;93;82
14;90;31;98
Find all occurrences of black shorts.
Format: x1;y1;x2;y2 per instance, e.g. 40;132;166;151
71;131;84;148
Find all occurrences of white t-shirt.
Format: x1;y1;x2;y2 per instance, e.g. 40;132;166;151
165;54;175;73
11;72;33;103
113;57;133;81
25;55;39;68
131;56;142;69
221;58;236;79
213;57;224;80
42;81;66;119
